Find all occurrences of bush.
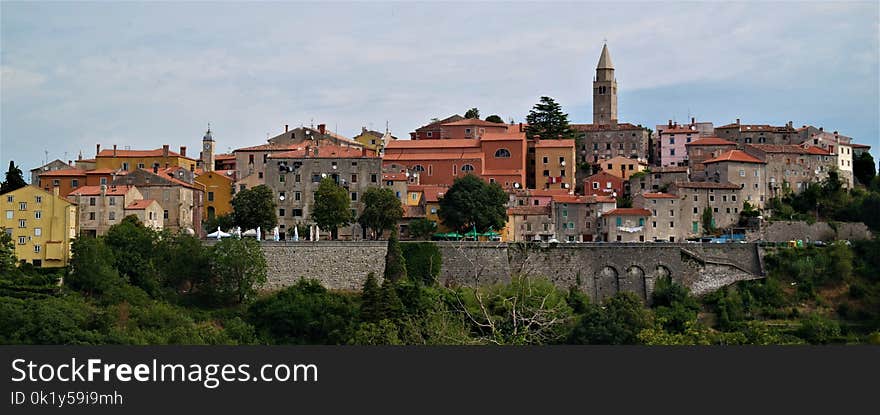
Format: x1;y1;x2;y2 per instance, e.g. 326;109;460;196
400;243;441;285
796;314;842;344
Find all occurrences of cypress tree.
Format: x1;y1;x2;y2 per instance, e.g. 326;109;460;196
360;272;383;322
0;161;27;195
383;231;407;282
380;279;404;321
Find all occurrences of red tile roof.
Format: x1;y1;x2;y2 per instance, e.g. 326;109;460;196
69;185;134;196
685;137;737;146
703;150;765;164
38;169;87;177
534;139;576;148
215;153;235;160
268;145;378;159
441;119;509;127
382;173;408;181
595;195;617;203
507;205;551;216
673;181;741;190
125;199;157;210
849;143;871;149
97;148;194;160
603;208;651;216
84;168;121;175
408;185;448;203
383;152;482;161
570;123;644;132
804;146;831;155
403;205;426;219
641;192;677;199
385;139;482;149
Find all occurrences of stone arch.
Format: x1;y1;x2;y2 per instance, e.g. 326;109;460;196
653;265;671;280
620;265;647;301
595;266;619;303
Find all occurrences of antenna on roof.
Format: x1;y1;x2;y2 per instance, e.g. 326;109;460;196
44;149;48;165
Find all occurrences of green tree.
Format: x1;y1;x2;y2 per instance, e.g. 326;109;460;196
524;96;573;140
400;242;441;285
0;161;27;194
380;279;404;320
358;187;403;239
651;277;700;333
407;218;437;240
384;231;407;282
68;236;121;295
360;272;383;322
232;185;277;232
248;279;357;344
485;114;504;123
311;178;353;239
464;107;480;119
155;232;210;293
0;229;16;274
438;174;507;233
853;152;876;186
208;238;267;305
202;213;235;234
569;292;653;345
104;216;160;296
701;206;714;234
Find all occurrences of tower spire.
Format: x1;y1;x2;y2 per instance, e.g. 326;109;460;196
597;43;613;70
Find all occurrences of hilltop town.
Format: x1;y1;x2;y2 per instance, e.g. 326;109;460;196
1;44;876;269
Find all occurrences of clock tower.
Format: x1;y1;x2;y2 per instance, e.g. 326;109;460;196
200;124;215;172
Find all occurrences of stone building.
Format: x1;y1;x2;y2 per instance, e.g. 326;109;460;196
124;199;163;231
742;144;836;197
29;159;72;185
551;194;616;242
629;166;689;195
702;150;767;207
264;143;382;240
534;139;576;191
36;168;121;197
1;186;76;268
685;137;737;175
669;181;743;238
67;185;144;236
633;192;681;242
410;114;464;140
713;119;799;146
506;205;554;242
599;208;650;242
797;129;854;187
114;167;204;235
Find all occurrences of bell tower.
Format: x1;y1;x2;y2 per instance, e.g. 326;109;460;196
592;43;618;125
201;124;215;172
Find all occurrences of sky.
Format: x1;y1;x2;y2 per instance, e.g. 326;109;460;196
2;1;878;178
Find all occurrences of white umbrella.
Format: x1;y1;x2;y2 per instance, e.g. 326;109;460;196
242;228;257;237
216;226;222;240
206;227;231;239
256;227;261;241
293;225;299;241
273;226;279;241
315;226;320;241
234;226;242;238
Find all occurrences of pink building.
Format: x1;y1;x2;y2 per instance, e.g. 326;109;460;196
658;119;713;167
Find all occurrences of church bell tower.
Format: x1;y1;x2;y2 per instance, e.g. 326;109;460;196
592;43;618;125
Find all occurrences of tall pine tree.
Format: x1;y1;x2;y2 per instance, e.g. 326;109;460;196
0;161;27;194
383;231;407;282
524;96;573;140
360;272;383;322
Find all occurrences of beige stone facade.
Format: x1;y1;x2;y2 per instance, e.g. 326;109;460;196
67;185;143;236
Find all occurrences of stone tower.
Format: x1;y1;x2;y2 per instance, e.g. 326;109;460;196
201;125;215;172
592;43;618;125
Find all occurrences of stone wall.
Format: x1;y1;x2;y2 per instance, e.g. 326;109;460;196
250;240;764;304
754;221;873;242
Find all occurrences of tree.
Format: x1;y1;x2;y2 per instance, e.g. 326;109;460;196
384;231;407;282
311;178;353;239
0;161;27;195
154;232;210;293
438;174;507;233
569;292;653;345
485;115;504;124
202;213;235;234
524;96;573;140
232;185;277;232
464;108;480;119
853;152;876;186
360;273;383;322
358;187;403;239
407;218;437;240
104;216;160;296
208;237;267;305
0;229;16;274
68;236;121;296
701;206;714;234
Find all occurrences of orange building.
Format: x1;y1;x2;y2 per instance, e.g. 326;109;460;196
95;144;198;173
533;139;576;191
37;168;122;197
600;156;648;180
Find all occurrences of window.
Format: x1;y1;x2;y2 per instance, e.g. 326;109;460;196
652;221;657;228
732;195;737;201
461;164;475;172
208;192;214;202
259;172;264;179
562;209;568;217
53;179;60;186
249;154;255;164
18;219;26;228
351;192;358;201
543;170;550;177
426;131;433;138
5;211;11;220
494;149;511;158
19;202;27;211
351;174;358;183
638;218;645;226
293;209;303;217
18;236;26;245
122;162;129;171
34;228;41;237
670;149;675;156
100;177;107;185
138;163;145;169
606;182;612;189
279;208;285;217
109;197;116;206
33;245;41;253
559;156;565;164
71;179;79;188
412;165;425;172
109;211;116;221
709;195;715;202
616;217;622;226
163;210;169;219
465;128;472;135
89;212;96;221
428;165;433;176
295;192;301;201
670;210;674;217
35;196;42;204
542;156;549;164
693;207;698;214
6;195;12;202
722;195;727;202
713;207;719;213
568;222;575;229
592;182;599;189
560;170;566;177
312;174;321;183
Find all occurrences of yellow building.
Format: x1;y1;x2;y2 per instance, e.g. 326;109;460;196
601;156;648;180
353;127;396;152
1;186;76;268
194;170;235;221
534;139;577;191
95;144;198;173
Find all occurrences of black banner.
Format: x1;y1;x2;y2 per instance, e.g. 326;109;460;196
1;346;877;413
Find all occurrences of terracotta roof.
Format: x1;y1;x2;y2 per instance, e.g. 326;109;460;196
69;185;134;196
385;138;482;149
534;139;576;148
215;153;235;160
417;114;464;129
408;185;448;203
570;123;644;132
660;126;700;134
552;194;593;204
603;208;651;216
849;143;871;149
85;168;123;175
441;118;510;127
744;144;810;154
507;205;551;216
383;152;482;161
585;171;623;181
651;166;689;173
480;133;526;141
234;143;298;152
38;169;87;177
686;137;737;146
383;173;408;181
703;150;765;164
673;181;741;190
268;145;377;159
804;146;831;155
196;170;235;182
641;192;677;199
125;199;157;210
595;195;617;203
403;205;426;218
482;169;523;176
97;148;194;160
78;158;96;163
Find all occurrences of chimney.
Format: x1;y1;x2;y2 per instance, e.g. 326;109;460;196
162;144;169;157
96;144;101;156
285;124;289;133
153;165;158;174
68;160;72;166
833;131;838;136
362;147;367;157
180;146;186;157
52;187;59;198
100;184;107;197
318;124;326;135
668;119;672;127
113;144;117;157
788;121;793;128
736;118;740;125
691;117;695;125
819;127;823;132
519;122;523;132
304;145;310;158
